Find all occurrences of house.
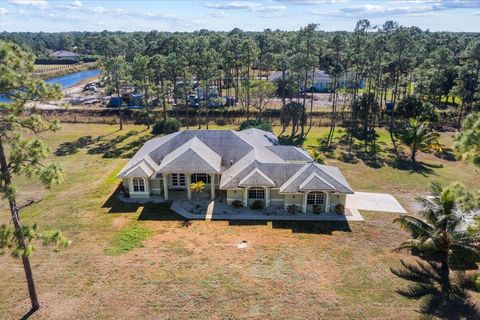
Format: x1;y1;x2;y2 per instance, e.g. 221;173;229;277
117;129;353;214
49;50;80;61
268;70;364;93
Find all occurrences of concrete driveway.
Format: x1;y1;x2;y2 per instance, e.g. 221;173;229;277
346;192;407;214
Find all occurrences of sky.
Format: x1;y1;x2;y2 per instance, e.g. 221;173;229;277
0;0;479;33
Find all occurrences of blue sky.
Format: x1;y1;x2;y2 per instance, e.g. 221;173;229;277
0;0;479;32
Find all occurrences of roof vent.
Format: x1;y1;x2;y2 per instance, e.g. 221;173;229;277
229;159;234;166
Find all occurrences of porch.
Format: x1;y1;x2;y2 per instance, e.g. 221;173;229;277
170;199;363;222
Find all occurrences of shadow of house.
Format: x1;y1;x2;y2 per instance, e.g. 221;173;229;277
138;204;186;221
271;220;351;234
228;220;269;226
102;186;142;214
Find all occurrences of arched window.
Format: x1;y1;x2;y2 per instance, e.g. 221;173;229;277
248;188;265;199
307;192;324;205
132;178;145;192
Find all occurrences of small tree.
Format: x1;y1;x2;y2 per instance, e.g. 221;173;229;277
0;41;70;312
454;112;480;167
400;118;440;163
190;181;205;204
249;80;275;120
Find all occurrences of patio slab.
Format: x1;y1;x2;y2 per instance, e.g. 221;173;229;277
346;192;407;214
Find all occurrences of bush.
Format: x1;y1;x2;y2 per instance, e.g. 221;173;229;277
250;200;264;210
287;204;299;214
152;119;180;135
231;200;243;208
306;147;325;164
335;203;345;215
239;119;273;132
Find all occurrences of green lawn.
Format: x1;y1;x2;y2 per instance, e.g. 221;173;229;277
0;123;478;319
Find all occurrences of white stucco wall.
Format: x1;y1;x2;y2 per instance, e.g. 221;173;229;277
329;193;347;211
270;189;284;206
283;193;302;210
149;179;162;195
226;189;243;204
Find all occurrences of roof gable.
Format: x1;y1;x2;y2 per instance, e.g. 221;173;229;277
158;137;221;173
299;173;335;191
239;168;275;187
279;163;353;194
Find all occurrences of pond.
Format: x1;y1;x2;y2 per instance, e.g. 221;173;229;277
45;69;101;89
0;69;101;103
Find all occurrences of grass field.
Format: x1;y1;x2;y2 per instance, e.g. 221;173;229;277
0;123;478;319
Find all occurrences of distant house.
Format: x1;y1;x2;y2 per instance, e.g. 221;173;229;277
268;70;364;93
117;129;354;215
49;50;80;61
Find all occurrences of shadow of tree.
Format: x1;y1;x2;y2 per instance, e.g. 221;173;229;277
87;130;142;158
54;129;150;159
388;159;440;176
278;134;306;147
391;259;480;320
434;147;457;161
55;135;102;156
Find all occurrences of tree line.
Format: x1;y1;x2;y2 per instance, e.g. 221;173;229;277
2;22;480;160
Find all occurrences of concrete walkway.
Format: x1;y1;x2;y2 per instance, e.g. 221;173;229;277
346;192;407;214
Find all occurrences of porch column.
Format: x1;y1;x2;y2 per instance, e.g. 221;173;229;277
163;174;169;200
243;188;248;207
325;192;330;213
186;174;191;200
210;174;215;200
302;193;307;213
265;188;270;207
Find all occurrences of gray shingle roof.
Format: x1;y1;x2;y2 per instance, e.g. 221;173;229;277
158;137;221;173
149;130;254;168
118;128;353;195
266;146;312;162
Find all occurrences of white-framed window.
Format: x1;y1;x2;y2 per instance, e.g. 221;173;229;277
248;188;265;199
307;192;324;205
132;178;145;192
171;173;185;187
191;173;211;184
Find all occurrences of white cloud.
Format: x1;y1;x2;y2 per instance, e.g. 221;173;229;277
70;0;82;8
476;11;480;14
205;1;286;13
91;6;107;13
0;7;9;14
205;1;261;10
210;11;229;18
8;0;48;7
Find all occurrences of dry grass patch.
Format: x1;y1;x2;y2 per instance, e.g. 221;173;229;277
0;123;478;319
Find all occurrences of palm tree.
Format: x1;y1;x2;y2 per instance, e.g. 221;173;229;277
392;182;480;318
190;181;206;204
400;118;440;163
